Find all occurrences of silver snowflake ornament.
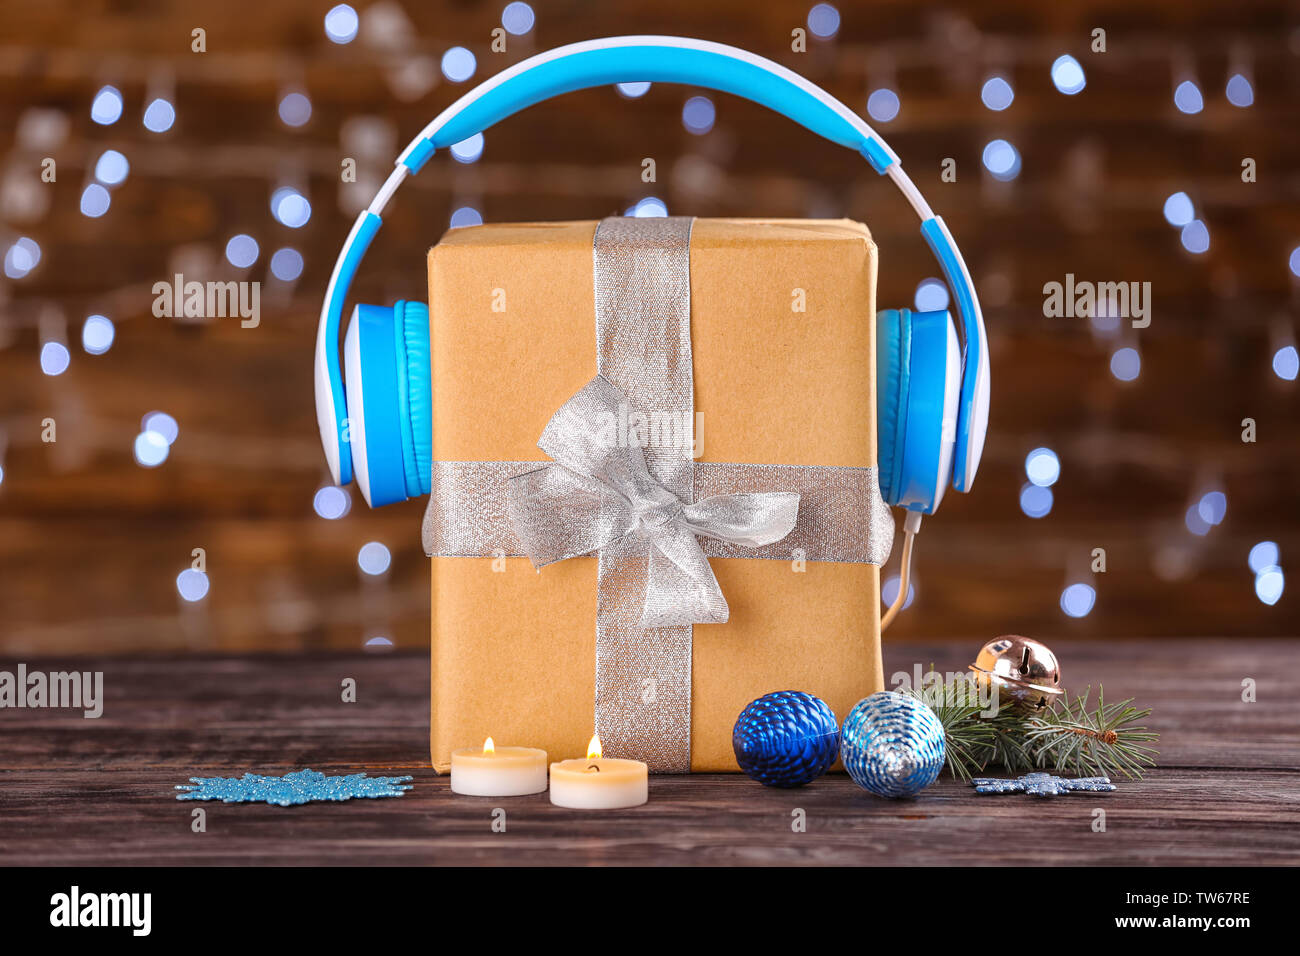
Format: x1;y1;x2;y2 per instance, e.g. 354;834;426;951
971;771;1116;797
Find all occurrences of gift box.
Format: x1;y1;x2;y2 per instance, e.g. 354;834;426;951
424;218;893;772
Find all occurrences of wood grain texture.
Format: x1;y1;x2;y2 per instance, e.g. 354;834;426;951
1;639;1296;866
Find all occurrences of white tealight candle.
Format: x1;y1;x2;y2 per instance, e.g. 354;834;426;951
549;735;648;809
450;738;548;796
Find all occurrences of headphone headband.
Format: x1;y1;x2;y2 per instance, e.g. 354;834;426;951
316;36;988;491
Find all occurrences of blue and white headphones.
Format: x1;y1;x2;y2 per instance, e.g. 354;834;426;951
315;36;990;522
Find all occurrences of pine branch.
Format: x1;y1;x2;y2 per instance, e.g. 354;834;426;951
1023;686;1160;780
905;673;1159;782
986;715;1036;776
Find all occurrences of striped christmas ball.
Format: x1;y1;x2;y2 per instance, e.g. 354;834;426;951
841;691;946;798
732;691;839;788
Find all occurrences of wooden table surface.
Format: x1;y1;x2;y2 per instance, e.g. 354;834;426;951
2;639;1297;866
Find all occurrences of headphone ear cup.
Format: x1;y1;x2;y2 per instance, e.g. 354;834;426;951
876;308;961;514
344;303;418;507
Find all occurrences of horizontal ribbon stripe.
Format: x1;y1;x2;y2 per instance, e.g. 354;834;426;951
425;459;893;566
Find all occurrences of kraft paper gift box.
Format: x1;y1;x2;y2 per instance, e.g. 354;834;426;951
424;218;893;772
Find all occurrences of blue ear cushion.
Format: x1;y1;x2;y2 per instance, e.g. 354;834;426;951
395;300;432;497
875;309;911;507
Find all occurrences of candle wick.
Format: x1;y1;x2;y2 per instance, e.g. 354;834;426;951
586;764;601;773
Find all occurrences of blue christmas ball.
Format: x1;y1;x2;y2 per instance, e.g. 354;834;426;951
732;691;839;787
841;691;946;798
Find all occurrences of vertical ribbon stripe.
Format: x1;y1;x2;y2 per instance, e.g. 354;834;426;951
593;216;697;772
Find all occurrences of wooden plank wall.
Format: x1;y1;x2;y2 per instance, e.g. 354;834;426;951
0;0;1297;653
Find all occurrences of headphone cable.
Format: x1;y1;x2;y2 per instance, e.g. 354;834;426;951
880;510;922;631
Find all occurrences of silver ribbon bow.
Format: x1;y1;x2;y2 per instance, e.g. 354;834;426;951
506;374;800;627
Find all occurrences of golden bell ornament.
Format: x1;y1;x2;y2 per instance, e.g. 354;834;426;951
969;635;1064;712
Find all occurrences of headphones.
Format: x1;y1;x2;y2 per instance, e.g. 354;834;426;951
315;36;990;516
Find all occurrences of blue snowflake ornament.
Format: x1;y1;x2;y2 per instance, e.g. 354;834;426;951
175;769;413;806
971;771;1116;797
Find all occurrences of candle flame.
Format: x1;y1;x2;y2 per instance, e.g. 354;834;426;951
586;734;603;760
483;736;495;755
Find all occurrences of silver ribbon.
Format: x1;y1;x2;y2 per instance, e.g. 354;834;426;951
426;460;892;565
423;216;895;771
506;373;800;627
591;216;701;770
